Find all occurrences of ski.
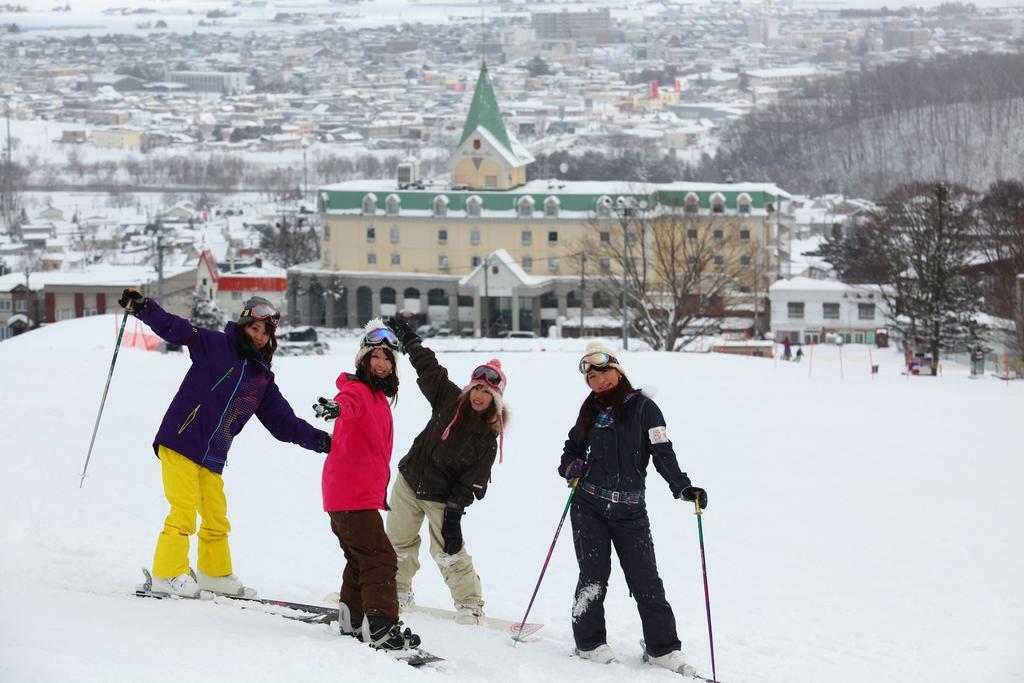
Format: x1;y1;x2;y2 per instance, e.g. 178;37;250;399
640;639;722;682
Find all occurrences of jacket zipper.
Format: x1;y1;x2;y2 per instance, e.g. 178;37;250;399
210;366;235;391
178;404;201;434
202;360;247;464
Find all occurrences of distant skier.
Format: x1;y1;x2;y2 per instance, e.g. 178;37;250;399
795;346;804;362
783;338;792;360
118;289;330;599
559;341;708;675
313;319;422;651
381;314;509;625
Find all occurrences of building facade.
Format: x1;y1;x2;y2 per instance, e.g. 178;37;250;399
769;277;888;345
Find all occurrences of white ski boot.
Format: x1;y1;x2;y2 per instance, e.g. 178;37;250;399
149;572;201;598
337;601;363;640
397;590;416;612
196;571;256;597
645;648;696;676
575;643;617;664
454;603;483;625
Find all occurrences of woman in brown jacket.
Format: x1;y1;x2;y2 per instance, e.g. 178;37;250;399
383;315;508;625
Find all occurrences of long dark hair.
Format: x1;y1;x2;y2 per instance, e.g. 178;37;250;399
356;347;400;406
574;376;636;443
449;390;500;435
237;322;277;363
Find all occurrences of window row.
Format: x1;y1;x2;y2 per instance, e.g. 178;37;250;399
364;227;560;246
787;302;876;320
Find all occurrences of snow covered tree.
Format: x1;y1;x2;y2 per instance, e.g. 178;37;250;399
863;183;985;374
189;293;225;330
256;217;320;268
974;180;1024;357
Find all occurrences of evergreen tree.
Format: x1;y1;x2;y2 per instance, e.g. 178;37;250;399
189;292;225;330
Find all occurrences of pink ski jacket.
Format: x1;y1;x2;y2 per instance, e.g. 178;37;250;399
321;372;394;511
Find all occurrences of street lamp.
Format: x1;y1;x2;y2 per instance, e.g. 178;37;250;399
613;197;636;351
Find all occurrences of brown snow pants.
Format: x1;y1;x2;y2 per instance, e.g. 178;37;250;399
328;510;399;623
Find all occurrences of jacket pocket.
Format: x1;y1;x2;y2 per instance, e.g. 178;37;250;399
178;404;201;434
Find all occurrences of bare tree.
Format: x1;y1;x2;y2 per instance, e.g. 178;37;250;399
974;180;1024;356
576;205;758;351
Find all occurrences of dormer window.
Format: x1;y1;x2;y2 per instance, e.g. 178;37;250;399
466;195;482;218
517;196;534;218
684;192;699;215
362;193;378;216
737;193;752;215
385;194;401;216
710;193;726;214
544;196;560;218
473;138;481;150
433;195;449;218
596;195;612;218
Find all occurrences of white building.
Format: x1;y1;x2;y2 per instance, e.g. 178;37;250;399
769;277;888;345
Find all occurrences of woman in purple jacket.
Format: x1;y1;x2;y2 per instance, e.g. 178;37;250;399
120;289;330;598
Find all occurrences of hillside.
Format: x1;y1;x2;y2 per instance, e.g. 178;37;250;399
0;315;1021;682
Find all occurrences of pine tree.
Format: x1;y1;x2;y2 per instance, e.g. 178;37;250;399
190;293;225;330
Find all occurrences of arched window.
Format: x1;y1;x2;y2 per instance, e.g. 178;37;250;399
737;193;752;215
684;192;699;215
466;195;482;217
710;192;726;214
596;195;613;218
433;195;448;217
592;291;610;308
544;196;560;218
385;194;401;216
362;193;377;216
380;287;396;305
427;288;448;306
517;195;534;218
356;286;373;325
567;289;582;308
404;287;420;301
540;291;558;308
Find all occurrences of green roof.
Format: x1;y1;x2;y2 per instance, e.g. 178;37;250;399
458;63;514;153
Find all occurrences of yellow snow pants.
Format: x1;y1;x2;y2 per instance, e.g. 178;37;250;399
151;445;232;579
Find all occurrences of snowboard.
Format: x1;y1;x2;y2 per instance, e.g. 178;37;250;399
407;604;544;640
324;592;543;639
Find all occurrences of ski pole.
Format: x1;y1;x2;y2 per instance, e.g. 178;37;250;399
513;478;579;644
694;498;718;683
79;310;130;488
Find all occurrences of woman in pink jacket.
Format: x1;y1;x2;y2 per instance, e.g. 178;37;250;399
315;319;422;651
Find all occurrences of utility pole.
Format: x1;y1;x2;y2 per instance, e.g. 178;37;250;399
615;198;633;351
579;252;587;338
482;253;490;338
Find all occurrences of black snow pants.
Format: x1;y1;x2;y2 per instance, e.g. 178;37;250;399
569;489;680;657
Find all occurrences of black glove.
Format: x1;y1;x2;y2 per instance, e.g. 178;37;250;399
313;397;340;421
118;287;148;316
681;486;708;510
441;505;464;555
316;430;331;454
386;315;420;351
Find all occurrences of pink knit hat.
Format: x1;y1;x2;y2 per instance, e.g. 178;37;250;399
441;359;507;462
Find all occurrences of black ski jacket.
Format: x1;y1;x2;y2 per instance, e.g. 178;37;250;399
559;391;691;497
397;341;502;509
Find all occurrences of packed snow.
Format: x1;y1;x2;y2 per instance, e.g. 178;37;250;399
0;314;1021;682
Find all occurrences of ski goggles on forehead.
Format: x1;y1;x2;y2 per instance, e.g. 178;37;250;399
579;352;618;374
471;365;503;388
364;327;399;350
243;303;281;327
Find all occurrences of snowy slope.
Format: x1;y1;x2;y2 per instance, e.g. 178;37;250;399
0;315;1021;682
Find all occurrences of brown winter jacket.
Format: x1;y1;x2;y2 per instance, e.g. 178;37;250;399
397;341;503;509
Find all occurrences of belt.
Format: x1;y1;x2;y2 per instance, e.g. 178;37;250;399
580;482;644;505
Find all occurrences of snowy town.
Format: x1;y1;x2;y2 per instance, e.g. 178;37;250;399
0;1;1021;683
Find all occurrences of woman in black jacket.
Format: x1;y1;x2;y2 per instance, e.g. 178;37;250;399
383;315;509;626
559;342;707;674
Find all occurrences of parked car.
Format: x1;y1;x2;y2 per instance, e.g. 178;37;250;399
500;330;536;339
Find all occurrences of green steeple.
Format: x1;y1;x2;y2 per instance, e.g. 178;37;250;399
458;62;514;152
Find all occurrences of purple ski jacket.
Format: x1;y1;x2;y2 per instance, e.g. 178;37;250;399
138;300;323;474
